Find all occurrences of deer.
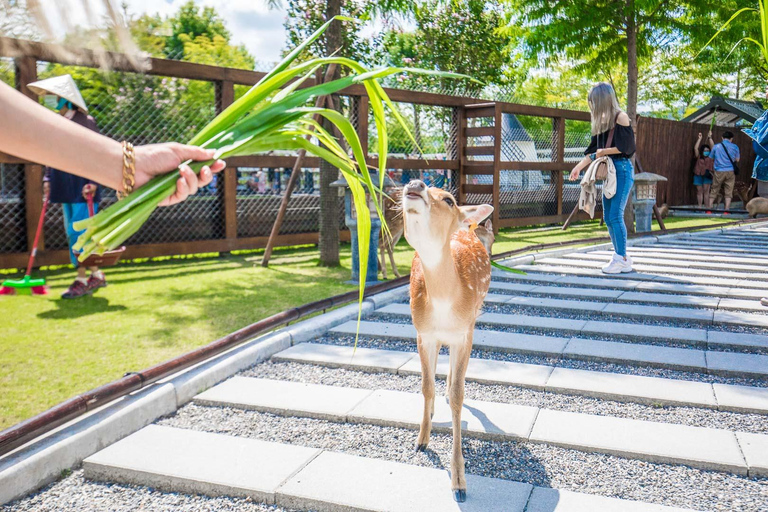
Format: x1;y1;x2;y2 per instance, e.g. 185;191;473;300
378;188;404;280
401;179;493;503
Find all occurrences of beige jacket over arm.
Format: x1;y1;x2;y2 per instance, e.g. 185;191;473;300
579;156;617;218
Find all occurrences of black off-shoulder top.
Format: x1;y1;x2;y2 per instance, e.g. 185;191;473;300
584;123;636;158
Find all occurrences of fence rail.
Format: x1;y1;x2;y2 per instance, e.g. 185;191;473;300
0;37;753;269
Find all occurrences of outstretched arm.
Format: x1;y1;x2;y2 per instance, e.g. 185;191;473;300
693;132;702;158
0;82;225;205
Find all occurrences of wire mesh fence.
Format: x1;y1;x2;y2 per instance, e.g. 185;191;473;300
1;46;605;265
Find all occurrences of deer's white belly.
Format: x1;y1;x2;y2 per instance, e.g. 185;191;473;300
421;298;468;347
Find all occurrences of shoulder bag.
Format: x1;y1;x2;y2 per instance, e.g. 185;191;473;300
721;142;740;175
595;112;621;181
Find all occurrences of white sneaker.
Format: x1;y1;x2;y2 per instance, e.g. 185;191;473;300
602;253;632;274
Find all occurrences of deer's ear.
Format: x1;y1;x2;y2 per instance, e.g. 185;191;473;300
459;204;493;228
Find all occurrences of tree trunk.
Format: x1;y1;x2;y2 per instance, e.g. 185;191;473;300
318;0;343;267
625;0;638;126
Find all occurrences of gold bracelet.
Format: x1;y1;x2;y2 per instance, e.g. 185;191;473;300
117;141;136;200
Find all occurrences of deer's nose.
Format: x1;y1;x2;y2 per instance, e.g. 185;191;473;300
405;180;426;194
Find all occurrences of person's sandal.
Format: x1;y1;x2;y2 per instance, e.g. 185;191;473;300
87;274;107;292
62;279;91;299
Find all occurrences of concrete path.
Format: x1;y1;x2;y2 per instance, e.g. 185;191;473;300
84;425;697;511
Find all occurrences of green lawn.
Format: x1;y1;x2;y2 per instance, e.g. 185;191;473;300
0;216;732;429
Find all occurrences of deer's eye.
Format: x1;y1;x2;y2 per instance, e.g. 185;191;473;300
442;197;455;207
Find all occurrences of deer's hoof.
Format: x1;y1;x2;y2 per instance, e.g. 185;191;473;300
453;489;466;503
416;443;427;452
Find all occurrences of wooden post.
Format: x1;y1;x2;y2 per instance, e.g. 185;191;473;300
15;56;44;255
261;64;337;267
356;95;369;157
491;104;502;234
453;106;465;204
554;117;565;216
215;80;237;244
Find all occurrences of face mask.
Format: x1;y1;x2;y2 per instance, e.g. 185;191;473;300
56;97;72;111
43;95;57;109
703;151;711;157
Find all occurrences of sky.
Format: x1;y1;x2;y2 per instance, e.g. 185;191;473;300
124;0;288;62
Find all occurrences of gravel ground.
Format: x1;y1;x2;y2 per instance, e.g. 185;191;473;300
242;360;768;434
3;470;297;512
158;404;768;512
319;334;768;389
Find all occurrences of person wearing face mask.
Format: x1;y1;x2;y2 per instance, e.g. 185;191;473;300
693;131;715;210
29;75;106;299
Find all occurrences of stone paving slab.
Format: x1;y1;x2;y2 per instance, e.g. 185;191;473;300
483;293;510;304
473;330;570;356
491;269;562;283
616;291;721;308
537;257;768;281
580;320;708;345
564;338;707;371
601;303;715;323
194;377;373;421
625;248;768;264
274;342;415;373
713;383;768;415
486;281;539;293
478;311;588;333
572;252;765;272
555;276;644;289
277;450;533;512
707;331;768;350
657;241;768;255
399;353;554;389
527;285;625;300
546;367;717;408
504;296;609;313
525;487;698;512
83;425;321;503
706;351;768;379
348;389;539;441
513;265;673;283
528;409;747;474
713;310;768;328
717;297;768;312
735;432;768;477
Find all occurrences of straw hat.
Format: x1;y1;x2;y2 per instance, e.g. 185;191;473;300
27;74;89;113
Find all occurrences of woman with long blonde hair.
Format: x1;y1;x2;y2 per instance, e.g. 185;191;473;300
569;82;636;273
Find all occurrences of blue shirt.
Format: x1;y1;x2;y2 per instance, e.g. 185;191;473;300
711;140;740;171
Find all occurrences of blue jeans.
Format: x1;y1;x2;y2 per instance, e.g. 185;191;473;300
602;158;634;257
62;202;96;267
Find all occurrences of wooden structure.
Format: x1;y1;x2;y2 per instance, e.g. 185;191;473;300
0;36;753;268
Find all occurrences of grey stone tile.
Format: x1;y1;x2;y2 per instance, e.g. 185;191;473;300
580;320;708;345
528;285;625;300
706;351;768;379
564;338;707;371
348;389;539;441
546;367;716;408
713;310;768;328
601;304;714;323
529;409;747;474
706;331;768;350
736;432;768;478
194;377;373;421
277;451;533;512
504;296;608;313
273;341;415;373
478;312;587;333
83;425;320;503
616;292;720;308
714;383;768;415
525;487;698;512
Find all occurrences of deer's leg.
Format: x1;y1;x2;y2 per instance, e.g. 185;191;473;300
416;334;438;451
448;338;471;502
378;243;387;279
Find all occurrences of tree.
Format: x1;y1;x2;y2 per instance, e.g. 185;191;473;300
507;0;690;124
165;0;230;59
278;0;412;267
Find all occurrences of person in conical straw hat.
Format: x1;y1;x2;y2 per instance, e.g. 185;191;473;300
28;74;107;299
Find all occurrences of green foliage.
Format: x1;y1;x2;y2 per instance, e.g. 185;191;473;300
165;0;231;59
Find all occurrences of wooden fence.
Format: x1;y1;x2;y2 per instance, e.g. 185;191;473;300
0;37;756;268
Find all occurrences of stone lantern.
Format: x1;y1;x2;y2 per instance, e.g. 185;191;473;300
631;172;667;233
330;174;395;285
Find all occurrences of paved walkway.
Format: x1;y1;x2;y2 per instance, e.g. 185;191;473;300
81;225;768;511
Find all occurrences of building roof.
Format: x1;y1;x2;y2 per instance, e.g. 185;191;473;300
682;96;764;126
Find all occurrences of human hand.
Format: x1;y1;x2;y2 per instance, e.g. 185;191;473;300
133;143;226;206
569;168;581;181
697;132;702;139
82;183;97;200
596;148;609;158
43;181;50;200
